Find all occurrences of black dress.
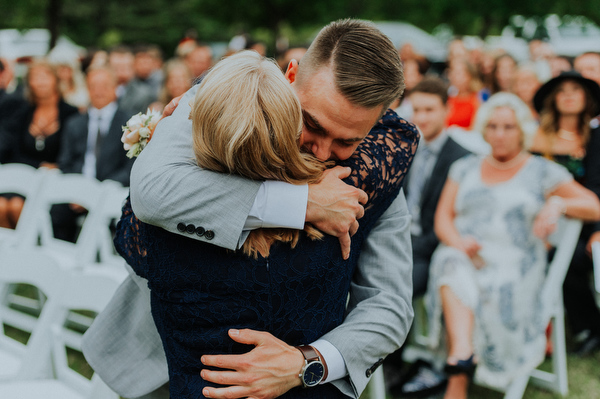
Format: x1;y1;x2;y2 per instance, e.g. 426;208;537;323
0;99;78;167
114;110;419;399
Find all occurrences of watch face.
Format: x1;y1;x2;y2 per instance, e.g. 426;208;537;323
302;361;324;387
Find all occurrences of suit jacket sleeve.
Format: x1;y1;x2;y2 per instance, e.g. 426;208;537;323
325;190;414;398
130;85;262;251
57;114;83;173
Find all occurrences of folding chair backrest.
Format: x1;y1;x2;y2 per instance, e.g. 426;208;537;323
543;217;583;316
90;181;129;266
49;267;124;396
0;248;65;380
30;171;106;265
0;164;45;246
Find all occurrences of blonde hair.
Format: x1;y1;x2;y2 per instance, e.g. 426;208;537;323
25;59;61;103
191;50;325;258
473;92;537;150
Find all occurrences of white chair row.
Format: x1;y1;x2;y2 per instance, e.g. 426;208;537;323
368;216;582;399
0;163;130;268
0;247;126;399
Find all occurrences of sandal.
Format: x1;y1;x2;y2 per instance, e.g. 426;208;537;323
444;354;477;379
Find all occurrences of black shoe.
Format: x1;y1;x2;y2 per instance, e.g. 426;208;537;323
390;360;447;398
573;334;600;357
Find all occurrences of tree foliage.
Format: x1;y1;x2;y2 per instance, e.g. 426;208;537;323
1;0;599;57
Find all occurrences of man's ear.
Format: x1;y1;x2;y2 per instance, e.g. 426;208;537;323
285;59;299;84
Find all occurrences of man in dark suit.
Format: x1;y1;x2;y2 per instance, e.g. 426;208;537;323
388;77;471;396
0;59;25;162
53;66;134;241
59;66;133;185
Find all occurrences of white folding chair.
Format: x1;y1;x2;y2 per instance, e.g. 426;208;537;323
27;171;106;267
0;163;45;246
0;260;125;399
398;217;582;399
0;248;65;381
90;180;130;267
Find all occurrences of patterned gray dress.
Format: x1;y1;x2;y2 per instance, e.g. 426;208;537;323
425;154;572;388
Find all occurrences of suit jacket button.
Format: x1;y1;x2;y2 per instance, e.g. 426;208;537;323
365;369;372;378
204;230;215;240
186;224;196;234
195;226;206;237
177;223;186;232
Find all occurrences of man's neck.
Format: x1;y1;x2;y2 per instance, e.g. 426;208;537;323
423;129;446;145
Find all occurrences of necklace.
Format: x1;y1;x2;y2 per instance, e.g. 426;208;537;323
485;152;527;170
558;129;579;141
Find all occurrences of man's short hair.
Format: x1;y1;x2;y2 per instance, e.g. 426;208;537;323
297;19;404;109
410;77;449;105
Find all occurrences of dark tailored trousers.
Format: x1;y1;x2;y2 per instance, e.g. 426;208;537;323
563;231;600;336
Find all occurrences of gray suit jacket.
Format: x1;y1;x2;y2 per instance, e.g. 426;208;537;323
82;86;414;399
58;107;135;186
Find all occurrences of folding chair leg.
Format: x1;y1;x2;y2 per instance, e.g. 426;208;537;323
552;305;569;396
503;374;529;399
368;366;386;399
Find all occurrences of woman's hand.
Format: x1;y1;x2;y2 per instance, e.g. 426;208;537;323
39;162;58;169
533;196;565;240
450;235;485;269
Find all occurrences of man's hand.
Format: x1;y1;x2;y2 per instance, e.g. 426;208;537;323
200;329;304;399
306;166;368;260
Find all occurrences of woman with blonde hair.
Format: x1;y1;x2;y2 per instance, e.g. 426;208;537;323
427;92;599;398
149;59;193;112
114;50;417;398
0;59;77;229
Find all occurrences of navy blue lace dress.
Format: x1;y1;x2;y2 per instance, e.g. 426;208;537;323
114;110;419;399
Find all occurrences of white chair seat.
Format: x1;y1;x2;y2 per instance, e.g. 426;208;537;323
0;380;84;399
0;352;21;379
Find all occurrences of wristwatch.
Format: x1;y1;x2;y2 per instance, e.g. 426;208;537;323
296;345;326;388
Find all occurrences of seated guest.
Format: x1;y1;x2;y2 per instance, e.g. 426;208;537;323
149;59;192;112
183;43;213;79
445;58;482;129
427;92;600;398
109;46;156;115
530;70;600;356
53;66;134;241
490;53;517;94
47;45;90;110
0;60;78;229
513;64;542;119
387;77;470;396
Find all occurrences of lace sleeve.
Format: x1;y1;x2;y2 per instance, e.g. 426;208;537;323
338;109;420;211
113;195;150;278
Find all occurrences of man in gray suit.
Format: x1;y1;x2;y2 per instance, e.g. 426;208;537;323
83;20;414;399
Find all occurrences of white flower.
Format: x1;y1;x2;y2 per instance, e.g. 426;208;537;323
121;110;163;158
126;113;144;130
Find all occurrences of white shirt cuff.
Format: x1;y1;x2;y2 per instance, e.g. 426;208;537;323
311;339;348;383
245;181;308;230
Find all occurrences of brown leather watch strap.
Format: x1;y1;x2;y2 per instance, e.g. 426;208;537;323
296;345;328;381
